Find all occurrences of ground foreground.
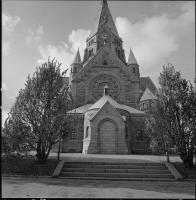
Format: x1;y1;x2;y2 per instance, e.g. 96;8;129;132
2;153;195;198
2;176;195;198
2;153;195;179
2;156;59;176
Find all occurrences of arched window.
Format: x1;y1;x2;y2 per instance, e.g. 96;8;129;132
118;50;120;57
136;130;143;141
103;60;107;65
70;129;77;140
85;126;89;139
125;126;128;138
133;67;135;73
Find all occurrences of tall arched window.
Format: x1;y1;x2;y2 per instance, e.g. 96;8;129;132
136;130;143;141
70;129;77;140
85;126;89;139
125;126;128;139
133;67;135;73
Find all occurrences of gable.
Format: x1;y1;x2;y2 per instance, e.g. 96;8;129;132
140;77;157;94
72;44;139;82
90;100;125;122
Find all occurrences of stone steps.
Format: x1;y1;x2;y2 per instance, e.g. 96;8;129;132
60;162;175;180
62;168;171;174
63;164;168;170
59;177;177;181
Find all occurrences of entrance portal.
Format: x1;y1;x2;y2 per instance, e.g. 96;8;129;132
99;120;116;154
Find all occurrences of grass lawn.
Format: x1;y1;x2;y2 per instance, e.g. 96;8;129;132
2;155;60;176
172;162;195;179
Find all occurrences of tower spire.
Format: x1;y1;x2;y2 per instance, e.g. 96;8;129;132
71;48;82;65
128;47;138;65
88;0;119;40
101;0;107;4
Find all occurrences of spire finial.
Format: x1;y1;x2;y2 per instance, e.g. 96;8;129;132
102;0;107;4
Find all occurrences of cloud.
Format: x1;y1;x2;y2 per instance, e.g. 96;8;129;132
2;12;21;35
26;25;44;44
2;87;16;127
2;111;9;127
174;1;195;29
68;29;90;54
2;89;15;110
37;29;90;75
2;41;11;56
115;1;195;78
2;83;8;91
37;43;73;75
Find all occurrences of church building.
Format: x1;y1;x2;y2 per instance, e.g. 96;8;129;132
55;0;157;154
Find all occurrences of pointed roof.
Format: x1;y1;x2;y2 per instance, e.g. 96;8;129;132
140;87;157;102
140;76;157;94
127;48;138;65
87;95;148;115
67;104;92;114
71;49;81;65
88;0;119;40
90;100;125;122
67;95;149;116
72;44;139;83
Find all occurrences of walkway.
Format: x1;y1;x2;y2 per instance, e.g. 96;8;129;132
2;176;195;198
48;152;182;163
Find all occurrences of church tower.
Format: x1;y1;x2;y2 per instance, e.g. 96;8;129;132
83;0;126;63
55;0;156;155
127;48;140;79
69;49;82;86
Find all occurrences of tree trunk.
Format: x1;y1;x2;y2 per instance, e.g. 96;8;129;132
180;149;194;168
36;139;47;164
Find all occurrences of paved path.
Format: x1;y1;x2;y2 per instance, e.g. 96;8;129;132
2;176;195;198
48;152;183;163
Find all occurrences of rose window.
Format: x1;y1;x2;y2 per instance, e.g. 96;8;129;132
92;76;120;100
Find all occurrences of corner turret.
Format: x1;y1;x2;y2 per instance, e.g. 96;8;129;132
127;47;140;79
69;49;82;85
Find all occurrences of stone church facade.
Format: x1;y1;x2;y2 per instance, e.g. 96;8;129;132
53;0;157;154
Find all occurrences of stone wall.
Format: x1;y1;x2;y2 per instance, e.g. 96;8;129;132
84;103;128;154
128;116;151;154
61;115;84;153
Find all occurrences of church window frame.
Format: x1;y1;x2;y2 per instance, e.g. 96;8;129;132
125;126;128;139
85;126;89;139
118;49;120;57
136;129;143;141
133;67;135;73
70;129;77;140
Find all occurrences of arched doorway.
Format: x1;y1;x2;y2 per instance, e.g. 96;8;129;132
99;120;116;154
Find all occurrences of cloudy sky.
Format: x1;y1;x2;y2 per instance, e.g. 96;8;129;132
2;0;195;126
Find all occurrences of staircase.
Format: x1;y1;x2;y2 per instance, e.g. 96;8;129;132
60;161;176;181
